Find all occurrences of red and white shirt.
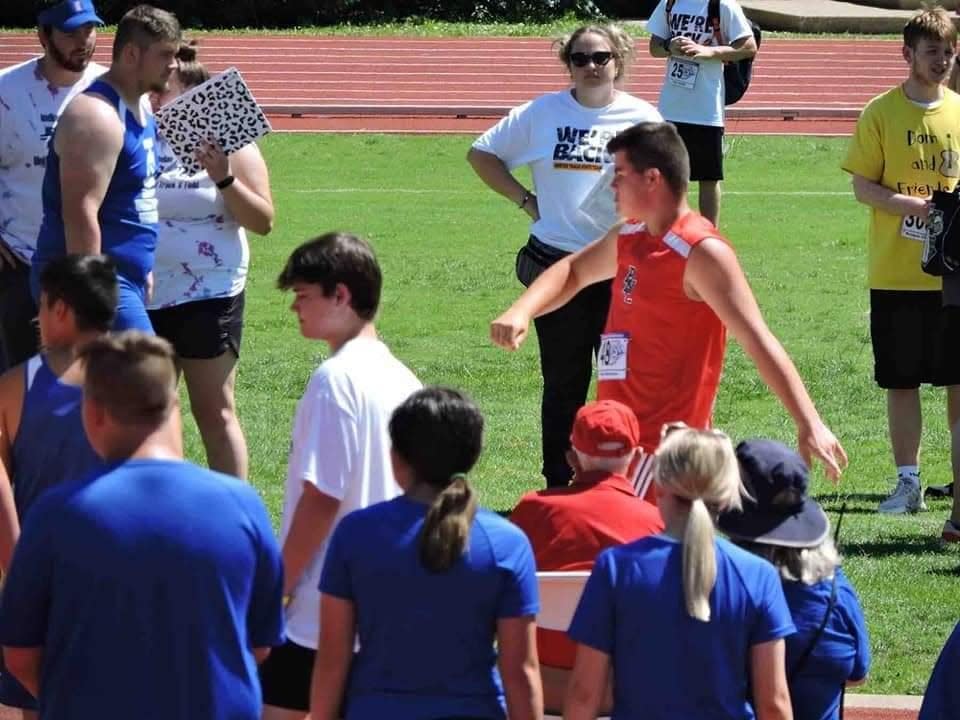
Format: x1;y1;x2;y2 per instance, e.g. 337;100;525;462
598;212;727;451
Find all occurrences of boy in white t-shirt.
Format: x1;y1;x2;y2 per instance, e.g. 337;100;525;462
259;231;422;719
646;0;757;226
0;0;105;373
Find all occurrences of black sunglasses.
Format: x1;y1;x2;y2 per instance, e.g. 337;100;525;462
569;51;614;68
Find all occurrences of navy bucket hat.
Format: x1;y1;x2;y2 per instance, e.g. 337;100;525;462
718;438;829;548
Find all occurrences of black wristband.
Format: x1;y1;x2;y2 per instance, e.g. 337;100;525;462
518;189;532;209
215;175;235;190
661;36;672;53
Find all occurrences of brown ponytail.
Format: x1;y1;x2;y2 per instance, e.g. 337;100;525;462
419;473;478;572
389;387;485;573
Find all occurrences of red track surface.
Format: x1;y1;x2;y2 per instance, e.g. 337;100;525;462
0;34;895;134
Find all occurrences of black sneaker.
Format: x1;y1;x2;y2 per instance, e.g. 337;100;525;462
925;482;954;499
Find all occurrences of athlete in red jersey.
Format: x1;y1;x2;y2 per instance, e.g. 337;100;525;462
491;121;847;481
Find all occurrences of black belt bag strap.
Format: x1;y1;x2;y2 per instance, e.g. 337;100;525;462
515;235;571;288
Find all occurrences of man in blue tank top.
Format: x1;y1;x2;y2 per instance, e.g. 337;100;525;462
0;253;117;717
0;331;284;720
30;4;181;332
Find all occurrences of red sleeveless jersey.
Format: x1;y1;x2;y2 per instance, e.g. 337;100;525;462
597;212;727;451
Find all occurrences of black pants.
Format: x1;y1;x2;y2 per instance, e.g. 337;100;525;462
0;255;38;373
517;236;611;488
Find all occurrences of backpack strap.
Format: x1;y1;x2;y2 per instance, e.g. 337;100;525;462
789;571;839;680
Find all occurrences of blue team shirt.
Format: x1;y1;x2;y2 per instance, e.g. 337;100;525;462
782;569;870;720
10;356;101;518
0;459;284;720
919;620;960;720
568;535;796;720
32;79;158;288
319;495;539;720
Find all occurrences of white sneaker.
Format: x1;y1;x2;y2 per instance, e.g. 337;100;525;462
878;476;926;514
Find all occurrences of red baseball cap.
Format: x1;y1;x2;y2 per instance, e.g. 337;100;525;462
570;400;641;458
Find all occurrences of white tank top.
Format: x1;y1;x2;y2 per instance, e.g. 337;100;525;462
148;140;248;309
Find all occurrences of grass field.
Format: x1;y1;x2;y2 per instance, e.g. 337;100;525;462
188;132;957;696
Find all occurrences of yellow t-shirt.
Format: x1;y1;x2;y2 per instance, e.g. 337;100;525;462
843;86;960;290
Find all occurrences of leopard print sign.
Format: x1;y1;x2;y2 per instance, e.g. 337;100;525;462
155;67;272;176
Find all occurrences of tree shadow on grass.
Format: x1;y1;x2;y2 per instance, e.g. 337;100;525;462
843;535;948;558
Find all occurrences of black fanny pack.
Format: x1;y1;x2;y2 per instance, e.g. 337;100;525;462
515;236;570;288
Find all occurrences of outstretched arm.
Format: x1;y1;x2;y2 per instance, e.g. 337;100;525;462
55;95;124;256
490;226;619;351
686;237;848;479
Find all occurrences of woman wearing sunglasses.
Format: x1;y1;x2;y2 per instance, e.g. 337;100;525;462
564;426;795;720
468;25;661;491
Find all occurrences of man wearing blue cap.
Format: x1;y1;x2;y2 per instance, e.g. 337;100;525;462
0;0;105;375
29;3;181;333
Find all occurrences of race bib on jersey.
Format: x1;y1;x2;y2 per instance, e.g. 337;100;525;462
668;58;699;90
901;214;927;242
598;333;629;381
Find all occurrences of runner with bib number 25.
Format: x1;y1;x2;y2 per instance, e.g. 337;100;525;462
646;0;758;227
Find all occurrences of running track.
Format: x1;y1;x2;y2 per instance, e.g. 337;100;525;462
0;33;923;718
0;34;909;134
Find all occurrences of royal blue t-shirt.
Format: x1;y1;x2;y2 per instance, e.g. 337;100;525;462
919;620;960;720
568;535;795;720
319;495;539;720
783;568;870;720
0;459;285;720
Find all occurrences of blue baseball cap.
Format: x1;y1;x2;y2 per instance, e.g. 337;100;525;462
718;438;829;548
38;0;104;32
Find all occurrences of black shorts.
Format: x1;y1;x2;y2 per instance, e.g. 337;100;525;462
258;639;315;712
148;291;245;360
870;289;960;388
672;121;724;181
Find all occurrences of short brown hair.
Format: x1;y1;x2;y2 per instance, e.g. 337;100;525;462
903;7;957;49
80;331;177;426
606;122;690;197
277;232;382;321
112;4;181;61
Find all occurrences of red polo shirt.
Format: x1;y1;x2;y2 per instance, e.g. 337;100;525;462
510;471;664;668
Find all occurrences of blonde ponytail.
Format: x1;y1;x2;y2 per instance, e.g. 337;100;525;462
655;427;742;623
682;498;717;622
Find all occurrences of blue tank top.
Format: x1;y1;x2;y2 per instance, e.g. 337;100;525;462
11;356;102;518
34;79;159;286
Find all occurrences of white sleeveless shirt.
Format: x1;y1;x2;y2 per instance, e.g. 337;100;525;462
148;140;248;309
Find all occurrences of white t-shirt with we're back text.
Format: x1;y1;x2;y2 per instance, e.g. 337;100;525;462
473;89;661;252
647;0;753;127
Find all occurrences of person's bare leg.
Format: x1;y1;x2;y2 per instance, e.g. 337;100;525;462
180;353;248;479
888;388;922;467
23;710;37;720
947;386;960;524
698;179;721;226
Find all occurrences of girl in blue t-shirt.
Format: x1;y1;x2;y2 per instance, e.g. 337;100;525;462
720;439;871;720
311;387;542;720
566;426;796;720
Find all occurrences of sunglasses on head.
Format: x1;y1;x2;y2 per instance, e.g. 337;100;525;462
569;51;614;68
